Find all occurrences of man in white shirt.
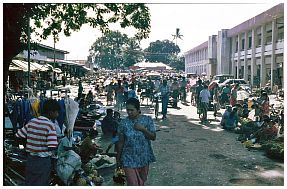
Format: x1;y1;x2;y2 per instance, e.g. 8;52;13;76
199;84;211;123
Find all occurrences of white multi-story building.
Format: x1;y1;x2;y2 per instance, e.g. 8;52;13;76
185;3;284;89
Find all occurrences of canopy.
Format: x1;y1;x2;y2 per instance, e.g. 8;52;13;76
133;62;173;70
10;59;53;72
53;68;62;73
11;59;37;72
237;90;250;101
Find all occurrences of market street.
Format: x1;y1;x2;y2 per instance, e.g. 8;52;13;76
97;93;284;186
151;101;283;185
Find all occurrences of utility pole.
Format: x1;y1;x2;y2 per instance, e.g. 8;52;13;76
53;34;56;86
27;17;31;87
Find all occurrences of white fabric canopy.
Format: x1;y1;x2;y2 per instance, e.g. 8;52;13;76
134;62;173;70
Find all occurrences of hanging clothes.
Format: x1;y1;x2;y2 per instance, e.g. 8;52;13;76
31;99;41;117
39;98;47;115
22;98;34;126
57;99;66;131
16;99;24;128
7;100;19;132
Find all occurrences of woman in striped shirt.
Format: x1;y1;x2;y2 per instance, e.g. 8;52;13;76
16;99;60;186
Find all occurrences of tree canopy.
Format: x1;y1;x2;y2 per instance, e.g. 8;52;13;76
88;31;144;69
143;39;180;64
4;3;151;85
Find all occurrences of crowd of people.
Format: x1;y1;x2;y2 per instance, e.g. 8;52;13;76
11;70;281;186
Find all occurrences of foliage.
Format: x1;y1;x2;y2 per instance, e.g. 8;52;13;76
143;40;180;64
88;31;144;69
262;140;284;160
4;3;151;84
26;3;150;43
122;37;144;68
169;55;185;71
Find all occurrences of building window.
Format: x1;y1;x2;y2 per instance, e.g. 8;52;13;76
248;36;252;49
241;39;245;50
277;32;284;41
235;41;238;52
257;34;262;47
266;36;272;45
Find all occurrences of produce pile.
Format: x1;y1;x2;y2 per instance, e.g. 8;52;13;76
262;137;284;161
236;118;284;161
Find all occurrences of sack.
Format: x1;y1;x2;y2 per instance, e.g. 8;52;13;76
56;150;82;185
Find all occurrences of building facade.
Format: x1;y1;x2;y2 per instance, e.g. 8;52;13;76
185;3;284;88
185;41;209;76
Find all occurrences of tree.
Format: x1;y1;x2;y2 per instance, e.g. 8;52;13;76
89;31;128;69
169;55;185;71
144;39;180;64
89;32;144;69
122;37;144;68
4;3;151;88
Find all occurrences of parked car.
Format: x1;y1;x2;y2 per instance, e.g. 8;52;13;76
219;79;251;92
213;74;234;83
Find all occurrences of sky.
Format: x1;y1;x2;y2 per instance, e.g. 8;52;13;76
38;0;284;60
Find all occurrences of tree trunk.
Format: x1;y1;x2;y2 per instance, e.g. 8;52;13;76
3;4;32;93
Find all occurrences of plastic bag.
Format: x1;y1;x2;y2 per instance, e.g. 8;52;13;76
89;154;116;169
56;150;82;185
65;98;79;138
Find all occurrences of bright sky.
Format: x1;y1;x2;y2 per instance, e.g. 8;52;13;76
39;0;284;60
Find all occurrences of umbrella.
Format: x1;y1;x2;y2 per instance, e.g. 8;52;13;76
237;90;250;101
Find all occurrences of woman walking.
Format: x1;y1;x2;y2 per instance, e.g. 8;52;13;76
116;98;156;186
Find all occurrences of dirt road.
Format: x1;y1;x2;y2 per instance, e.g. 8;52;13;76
143;100;284;186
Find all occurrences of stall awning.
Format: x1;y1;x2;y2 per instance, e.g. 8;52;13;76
11;59;55;72
31;62;50;71
53;68;62;73
46;58;82;66
11;59;38;72
9;65;22;71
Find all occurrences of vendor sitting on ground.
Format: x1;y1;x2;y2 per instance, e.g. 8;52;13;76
221;105;232;128
225;107;239;130
101;109;118;135
252;115;278;143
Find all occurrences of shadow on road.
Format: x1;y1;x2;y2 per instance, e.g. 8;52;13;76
147;113;284;186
